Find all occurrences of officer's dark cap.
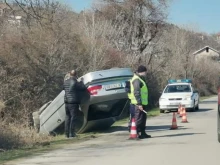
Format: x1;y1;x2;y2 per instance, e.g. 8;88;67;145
137;65;147;73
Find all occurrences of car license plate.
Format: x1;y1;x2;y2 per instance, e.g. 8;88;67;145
169;102;180;105
105;83;122;90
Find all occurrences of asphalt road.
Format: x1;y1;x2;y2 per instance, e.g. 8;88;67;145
6;96;220;165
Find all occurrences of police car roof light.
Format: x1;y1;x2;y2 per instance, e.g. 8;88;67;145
168;79;192;84
181;79;192;83
168;79;176;84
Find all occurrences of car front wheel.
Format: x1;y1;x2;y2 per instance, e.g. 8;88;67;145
160;109;165;113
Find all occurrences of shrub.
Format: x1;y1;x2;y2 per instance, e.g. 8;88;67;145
0;120;51;150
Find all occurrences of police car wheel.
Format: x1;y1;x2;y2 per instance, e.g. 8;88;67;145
218;133;220;143
190;101;196;112
160;109;165;113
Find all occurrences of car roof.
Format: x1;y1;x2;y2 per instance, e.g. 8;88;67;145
167;83;191;86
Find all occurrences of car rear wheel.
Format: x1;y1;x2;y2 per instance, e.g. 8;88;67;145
160;109;165;113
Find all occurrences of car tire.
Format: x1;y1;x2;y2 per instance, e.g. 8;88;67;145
218;133;220;143
160;109;165;113
190;101;196;112
195;103;199;111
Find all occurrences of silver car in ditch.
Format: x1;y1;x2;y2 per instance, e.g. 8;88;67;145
32;68;133;135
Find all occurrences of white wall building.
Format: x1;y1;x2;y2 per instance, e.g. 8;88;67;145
193;46;220;61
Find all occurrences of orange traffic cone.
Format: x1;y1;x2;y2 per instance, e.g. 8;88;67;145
181;107;189;123
170;112;178;130
128;118;139;140
179;105;183;118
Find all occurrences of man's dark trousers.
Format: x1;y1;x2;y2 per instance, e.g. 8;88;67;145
65;103;79;137
133;104;147;134
128;104;135;131
128;104;147;133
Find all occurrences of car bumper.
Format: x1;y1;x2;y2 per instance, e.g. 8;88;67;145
159;100;194;110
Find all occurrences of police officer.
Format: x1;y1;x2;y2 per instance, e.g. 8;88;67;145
63;70;87;138
128;65;151;139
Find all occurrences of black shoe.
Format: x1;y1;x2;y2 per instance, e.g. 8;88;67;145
128;126;131;132
69;132;78;138
65;133;69;138
139;133;151;139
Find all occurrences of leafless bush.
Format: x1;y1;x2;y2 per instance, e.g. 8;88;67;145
0;1;91;123
193;60;220;96
0;120;51;150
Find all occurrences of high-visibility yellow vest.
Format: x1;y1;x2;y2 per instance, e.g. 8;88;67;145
127;74;148;105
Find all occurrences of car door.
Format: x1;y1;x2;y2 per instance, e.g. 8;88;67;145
217;82;220;143
191;86;199;105
194;91;199;105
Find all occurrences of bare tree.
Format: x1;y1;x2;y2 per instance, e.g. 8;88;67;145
5;0;61;26
0;1;89;122
92;0;169;67
158;25;202;79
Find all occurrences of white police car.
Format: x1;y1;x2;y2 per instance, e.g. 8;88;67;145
159;79;199;113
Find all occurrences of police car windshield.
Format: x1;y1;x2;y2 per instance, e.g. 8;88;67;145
164;84;191;93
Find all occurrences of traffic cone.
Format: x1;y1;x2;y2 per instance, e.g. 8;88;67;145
181;107;189;123
179;105;183;118
170;112;178;130
128;118;139;140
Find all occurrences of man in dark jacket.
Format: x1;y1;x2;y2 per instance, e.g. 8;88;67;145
128;65;151;139
63;70;87;138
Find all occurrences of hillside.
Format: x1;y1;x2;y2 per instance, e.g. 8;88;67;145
0;0;220;150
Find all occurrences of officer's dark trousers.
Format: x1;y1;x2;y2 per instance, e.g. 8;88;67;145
128;104;135;128
65;103;79;137
129;104;147;134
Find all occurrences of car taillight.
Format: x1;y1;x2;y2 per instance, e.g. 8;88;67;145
87;85;102;95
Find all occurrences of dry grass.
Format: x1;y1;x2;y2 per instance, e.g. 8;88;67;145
0;100;5;113
0;121;52;151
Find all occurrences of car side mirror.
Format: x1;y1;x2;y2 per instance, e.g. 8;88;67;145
193;90;198;93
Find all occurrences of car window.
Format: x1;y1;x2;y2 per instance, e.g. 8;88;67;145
164;85;191;93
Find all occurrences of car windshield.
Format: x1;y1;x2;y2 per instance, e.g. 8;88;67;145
164;84;191;93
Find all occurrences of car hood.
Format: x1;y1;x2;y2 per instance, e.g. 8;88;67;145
161;93;192;98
